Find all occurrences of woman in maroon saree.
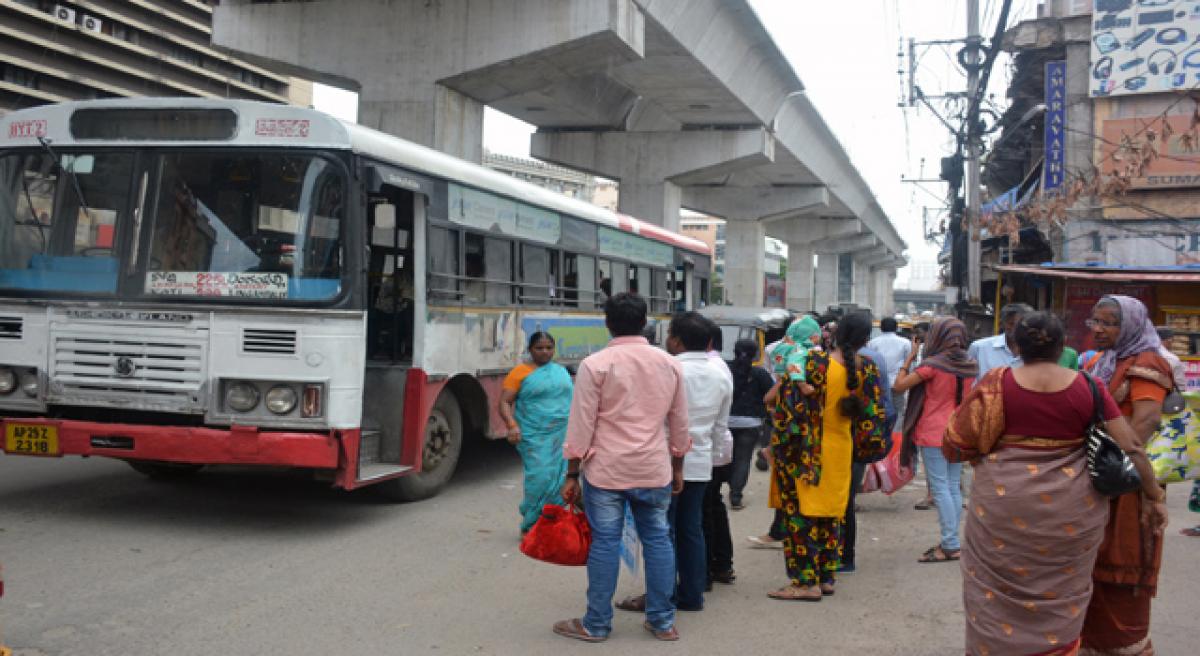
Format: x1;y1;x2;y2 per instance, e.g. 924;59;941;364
944;313;1165;656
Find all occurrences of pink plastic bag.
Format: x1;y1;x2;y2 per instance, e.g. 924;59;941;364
861;435;914;495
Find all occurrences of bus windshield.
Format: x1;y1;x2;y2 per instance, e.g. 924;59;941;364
144;152;343;301
0;149;345;302
0;150;132;294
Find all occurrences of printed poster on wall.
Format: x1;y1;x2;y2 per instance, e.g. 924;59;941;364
1090;0;1200;97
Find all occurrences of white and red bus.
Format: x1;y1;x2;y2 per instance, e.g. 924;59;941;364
0;98;711;499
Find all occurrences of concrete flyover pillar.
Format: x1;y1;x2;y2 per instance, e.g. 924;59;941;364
723;220;767;307
814;252;840;312
532;128;775;230
870;267;898;317
786;242;815;312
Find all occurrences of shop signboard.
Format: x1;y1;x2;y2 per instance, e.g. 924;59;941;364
1090;0;1200;97
1100;115;1200;188
1045;61;1067;192
1063;281;1155;350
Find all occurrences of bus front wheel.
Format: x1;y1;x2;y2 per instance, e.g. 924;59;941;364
376;391;463;502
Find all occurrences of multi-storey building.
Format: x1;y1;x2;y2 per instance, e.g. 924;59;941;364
0;0;310;115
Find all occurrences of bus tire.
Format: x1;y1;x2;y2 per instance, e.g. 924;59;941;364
127;460;204;479
375;390;463;502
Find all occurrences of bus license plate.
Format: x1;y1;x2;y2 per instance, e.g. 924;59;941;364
4;423;59;456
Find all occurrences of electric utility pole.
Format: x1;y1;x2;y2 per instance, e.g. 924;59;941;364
965;0;982;304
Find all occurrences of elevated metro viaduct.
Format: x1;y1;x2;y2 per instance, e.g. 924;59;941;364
209;0;907;314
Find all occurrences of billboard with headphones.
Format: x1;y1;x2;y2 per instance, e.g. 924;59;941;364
1090;0;1200;97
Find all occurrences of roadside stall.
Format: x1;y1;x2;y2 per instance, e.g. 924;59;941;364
994;264;1200;390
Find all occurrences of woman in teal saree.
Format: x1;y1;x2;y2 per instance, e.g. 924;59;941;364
499;332;574;534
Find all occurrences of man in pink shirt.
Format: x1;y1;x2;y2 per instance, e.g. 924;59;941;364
552;293;691;643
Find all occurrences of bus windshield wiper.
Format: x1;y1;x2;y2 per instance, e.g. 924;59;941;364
37;136;91;220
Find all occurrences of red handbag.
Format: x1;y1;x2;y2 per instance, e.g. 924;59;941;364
520;504;592;566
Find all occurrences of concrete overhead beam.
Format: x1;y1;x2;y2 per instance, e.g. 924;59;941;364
860;247;899;268
213;0;646;91
530;128;774;182
635;0;805;128
680;185;828;222
773;94;907;255
812;233;878;254
768;217;860;245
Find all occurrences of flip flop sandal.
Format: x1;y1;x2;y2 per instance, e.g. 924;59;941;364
768;586;822;602
918;546;960;563
553;618;606;643
643;621;679;641
614;594;646;612
746;535;784;549
1180;525;1200;537
820;584;835;596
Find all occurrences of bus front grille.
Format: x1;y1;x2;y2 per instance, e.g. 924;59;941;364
49;330;207;413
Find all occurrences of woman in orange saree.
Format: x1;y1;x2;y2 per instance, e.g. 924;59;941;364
1080;296;1172;656
944;312;1165;656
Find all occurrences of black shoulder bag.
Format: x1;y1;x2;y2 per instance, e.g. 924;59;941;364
1083;373;1143;497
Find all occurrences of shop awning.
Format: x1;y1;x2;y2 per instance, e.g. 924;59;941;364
996;264;1200;282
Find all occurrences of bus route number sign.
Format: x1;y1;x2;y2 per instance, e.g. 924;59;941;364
146;272;289;299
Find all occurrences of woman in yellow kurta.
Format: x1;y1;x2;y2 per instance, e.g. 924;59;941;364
768;313;887;601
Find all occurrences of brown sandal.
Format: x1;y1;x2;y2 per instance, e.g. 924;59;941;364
767;585;822;602
553;618;606;643
820;583;835;596
614;594;646;612
918;546;960;563
643;621;680;641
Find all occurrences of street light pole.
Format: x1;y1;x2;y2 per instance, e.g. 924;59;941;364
965;0;982;304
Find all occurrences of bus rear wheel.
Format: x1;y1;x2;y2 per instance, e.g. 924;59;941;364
375;390;463;502
127;460;204;479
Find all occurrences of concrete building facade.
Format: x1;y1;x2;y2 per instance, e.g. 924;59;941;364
0;0;309;115
993;1;1200;274
483;150;597;202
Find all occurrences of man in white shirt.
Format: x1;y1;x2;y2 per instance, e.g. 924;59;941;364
868;317;912;389
967;303;1032;381
868;317;912;428
617;312;732;615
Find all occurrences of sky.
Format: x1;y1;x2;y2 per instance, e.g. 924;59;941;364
311;0;1042;288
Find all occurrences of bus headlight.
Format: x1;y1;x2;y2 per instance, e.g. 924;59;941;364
226;382;260;412
18;369;38;397
265;385;298;415
0;368;15;395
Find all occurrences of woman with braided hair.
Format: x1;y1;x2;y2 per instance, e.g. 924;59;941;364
942;312;1164;656
766;312;887;601
893;316;978;563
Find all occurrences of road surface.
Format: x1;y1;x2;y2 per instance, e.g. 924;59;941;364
0;441;1196;655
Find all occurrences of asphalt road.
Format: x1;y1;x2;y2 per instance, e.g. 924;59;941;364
1;442;1197;656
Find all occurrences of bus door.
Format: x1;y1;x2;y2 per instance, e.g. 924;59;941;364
360;184;422;481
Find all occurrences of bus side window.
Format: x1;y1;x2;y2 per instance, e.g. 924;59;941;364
520;244;558;306
428;226;459;302
464;233;512;306
651;268;669;314
563;253;594;309
610;261;627;296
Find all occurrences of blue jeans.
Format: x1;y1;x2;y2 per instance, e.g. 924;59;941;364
921;446;962;551
669;481;708;610
581;477;675;637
